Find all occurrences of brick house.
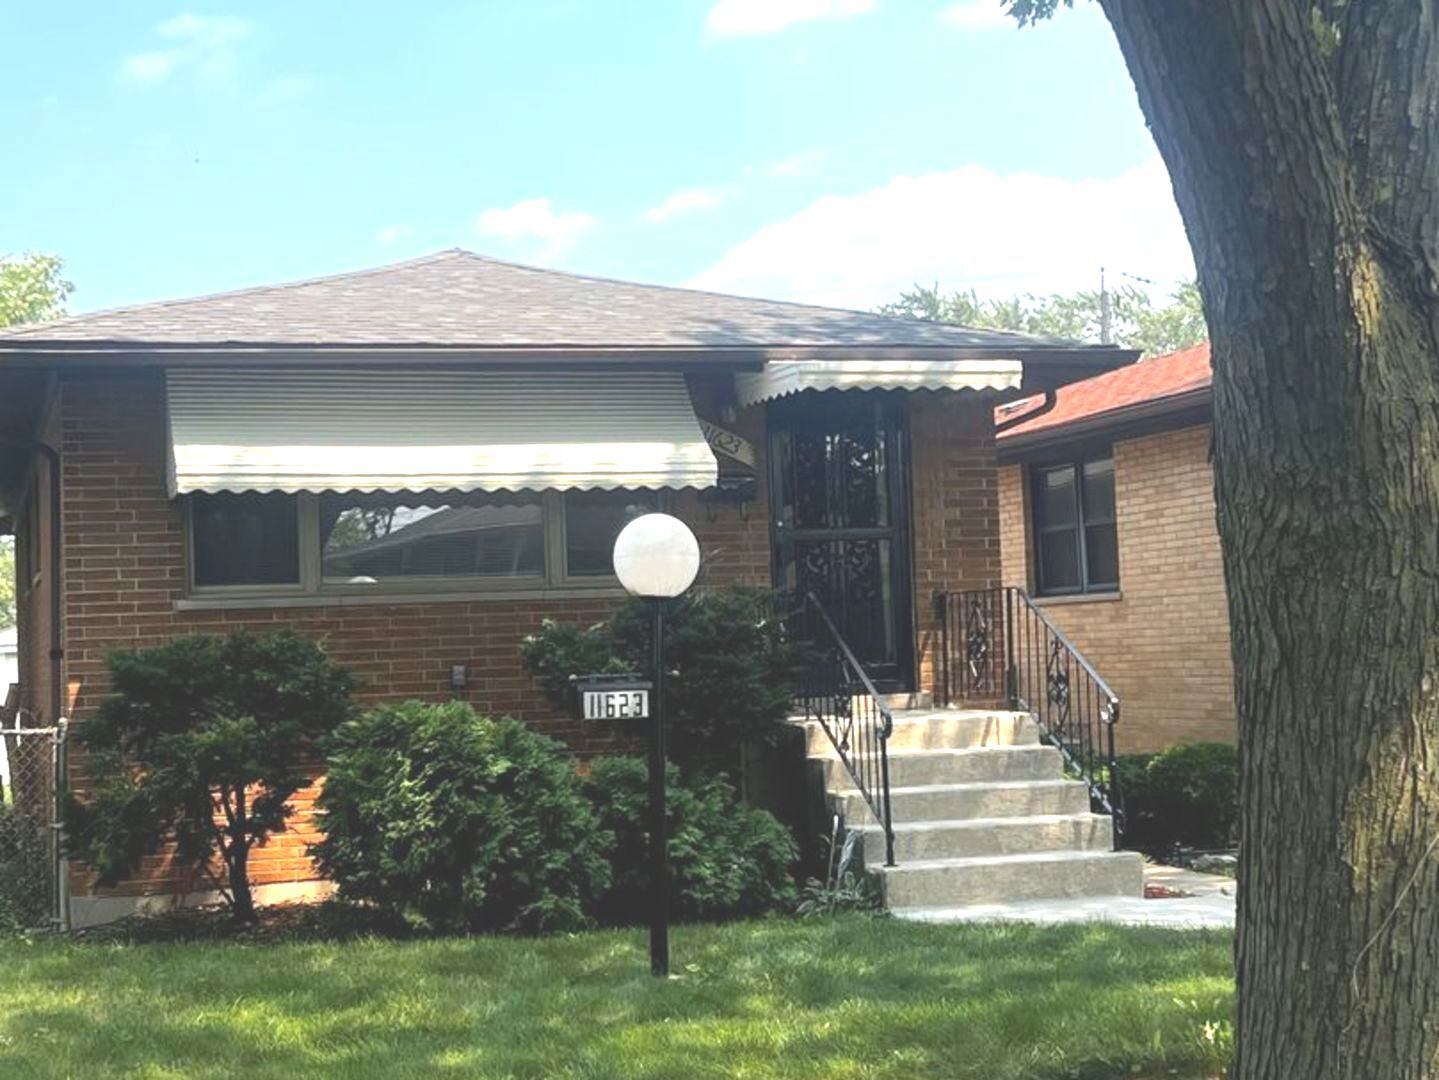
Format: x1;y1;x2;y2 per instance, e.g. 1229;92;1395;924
996;342;1234;752
0;250;1140;923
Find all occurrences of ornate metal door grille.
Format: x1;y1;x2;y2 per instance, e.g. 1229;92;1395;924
769;395;913;691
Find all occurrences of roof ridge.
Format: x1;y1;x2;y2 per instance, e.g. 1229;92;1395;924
3;249;475;338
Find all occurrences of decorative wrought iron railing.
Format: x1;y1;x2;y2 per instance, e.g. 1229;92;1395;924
786;591;897;867
936;587;1124;842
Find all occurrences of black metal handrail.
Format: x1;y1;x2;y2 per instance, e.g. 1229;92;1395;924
936;586;1124;842
788;591;897;866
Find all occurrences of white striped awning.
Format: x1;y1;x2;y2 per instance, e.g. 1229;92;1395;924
165;369;719;495
735;358;1023;407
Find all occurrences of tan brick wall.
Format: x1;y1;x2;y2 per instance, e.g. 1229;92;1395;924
910;392;1003;698
999;423;1236;752
56;370;772;897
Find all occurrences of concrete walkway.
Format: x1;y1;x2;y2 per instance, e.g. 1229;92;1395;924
893;862;1235;929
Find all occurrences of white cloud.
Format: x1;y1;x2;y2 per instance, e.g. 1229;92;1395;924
644;187;732;224
475;198;595;255
688;156;1194;311
938;1;1012;29
706;0;874;38
377;224;414;246
119;12;252;86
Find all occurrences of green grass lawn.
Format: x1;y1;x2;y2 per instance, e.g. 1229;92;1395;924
0;916;1233;1080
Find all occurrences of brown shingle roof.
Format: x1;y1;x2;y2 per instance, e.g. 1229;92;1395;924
0;249;1114;354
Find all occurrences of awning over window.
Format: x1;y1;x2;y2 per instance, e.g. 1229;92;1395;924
165;369;719;495
734;358;1024;407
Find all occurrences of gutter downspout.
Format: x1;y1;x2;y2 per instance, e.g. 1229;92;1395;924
994;388;1057;436
0;430;67;930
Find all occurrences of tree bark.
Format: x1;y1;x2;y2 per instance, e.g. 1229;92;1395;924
1094;2;1439;1076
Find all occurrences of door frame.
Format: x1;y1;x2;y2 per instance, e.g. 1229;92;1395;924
765;391;917;693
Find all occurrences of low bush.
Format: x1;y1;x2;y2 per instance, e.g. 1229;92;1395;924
313;701;610;934
521;587;805;772
582;755;799;924
1117;741;1238;854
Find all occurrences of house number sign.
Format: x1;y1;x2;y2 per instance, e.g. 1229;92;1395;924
573;674;652;721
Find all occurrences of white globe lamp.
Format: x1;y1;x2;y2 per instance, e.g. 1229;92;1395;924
613;513;701;599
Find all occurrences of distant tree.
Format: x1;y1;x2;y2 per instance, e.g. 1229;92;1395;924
0;538;13;630
879;279;1205;356
0;253;72;327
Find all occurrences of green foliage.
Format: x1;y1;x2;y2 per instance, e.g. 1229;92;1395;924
1116;742;1238;854
0;252;72;327
879;280;1206;357
0;804;51;933
521;587;804;771
313;701;611;934
65;630;355;922
1002;0;1072;27
0;536;14;630
583;755;799;924
793;872;880;919
794;815;881;919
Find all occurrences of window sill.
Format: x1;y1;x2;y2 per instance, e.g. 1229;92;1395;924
175;584;631;612
1031;590;1122;608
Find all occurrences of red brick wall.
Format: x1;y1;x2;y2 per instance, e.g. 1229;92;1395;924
999;423;1236;752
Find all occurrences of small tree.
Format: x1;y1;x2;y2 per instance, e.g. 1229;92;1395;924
66;630;355;923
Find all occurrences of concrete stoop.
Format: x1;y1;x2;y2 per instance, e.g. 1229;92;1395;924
803;708;1144;915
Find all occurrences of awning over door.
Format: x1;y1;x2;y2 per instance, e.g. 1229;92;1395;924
734;358;1023;407
165;369;719;495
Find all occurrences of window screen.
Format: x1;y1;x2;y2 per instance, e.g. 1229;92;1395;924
191;493;300;587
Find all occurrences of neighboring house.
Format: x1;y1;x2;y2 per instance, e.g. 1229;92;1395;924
0;249;1138;923
996;342;1235;753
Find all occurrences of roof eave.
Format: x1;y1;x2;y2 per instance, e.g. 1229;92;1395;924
996;385;1213;463
0;340;1137;372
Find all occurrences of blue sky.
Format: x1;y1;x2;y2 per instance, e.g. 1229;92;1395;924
0;1;1195;314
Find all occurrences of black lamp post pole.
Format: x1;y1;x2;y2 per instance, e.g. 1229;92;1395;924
648;597;670;978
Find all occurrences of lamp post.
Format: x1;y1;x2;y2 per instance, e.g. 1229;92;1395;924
612;512;701;979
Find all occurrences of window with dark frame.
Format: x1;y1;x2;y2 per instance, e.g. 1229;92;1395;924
187;488;657;595
1030;455;1118;596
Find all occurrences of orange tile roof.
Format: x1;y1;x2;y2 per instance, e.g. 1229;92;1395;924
997;341;1212;440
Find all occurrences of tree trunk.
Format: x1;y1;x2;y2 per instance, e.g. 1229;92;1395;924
1095;2;1439;1076
227;838;256;924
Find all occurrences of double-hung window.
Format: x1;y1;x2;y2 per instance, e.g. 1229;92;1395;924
186;489;658;599
1030;454;1118;596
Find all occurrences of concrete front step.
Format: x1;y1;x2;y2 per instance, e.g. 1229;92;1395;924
834;778;1093;824
860;812;1115;862
798;710;1037;756
820;744;1064;791
879;849;1145;909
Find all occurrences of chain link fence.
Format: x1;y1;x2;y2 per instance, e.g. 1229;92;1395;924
1;712;66;933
